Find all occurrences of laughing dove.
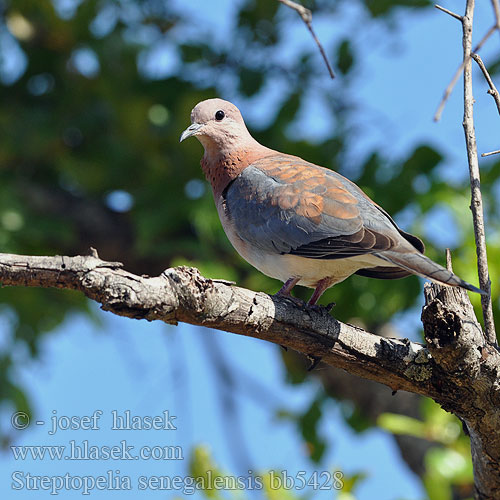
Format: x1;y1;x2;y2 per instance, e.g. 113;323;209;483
180;98;485;305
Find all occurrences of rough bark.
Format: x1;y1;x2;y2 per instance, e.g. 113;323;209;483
1;252;499;497
422;283;500;499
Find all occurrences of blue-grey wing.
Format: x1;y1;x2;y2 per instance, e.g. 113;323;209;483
223;156;422;259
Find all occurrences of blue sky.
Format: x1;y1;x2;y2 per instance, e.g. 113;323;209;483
2;0;500;499
2;310;422;499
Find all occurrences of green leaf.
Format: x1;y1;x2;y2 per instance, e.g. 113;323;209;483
261;472;299;500
238;68;265;97
336;39;354;75
425;447;472;483
363;0;432;18
179;44;205;63
341;471;368;493
188;446;227;499
377;413;427;439
423;470;452;500
298;395;327;463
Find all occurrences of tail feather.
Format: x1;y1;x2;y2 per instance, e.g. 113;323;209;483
374;250;487;295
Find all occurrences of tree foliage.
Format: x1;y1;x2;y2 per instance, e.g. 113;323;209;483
1;0;499;497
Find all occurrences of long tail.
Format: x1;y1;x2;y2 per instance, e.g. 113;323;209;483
374;250;487;295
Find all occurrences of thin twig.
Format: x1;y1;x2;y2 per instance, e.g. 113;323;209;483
445;248;453;272
491;0;500;28
435;4;463;21
277;0;335;79
434;24;496;121
481;149;500;157
434;64;464;122
471;52;500;115
462;0;496;344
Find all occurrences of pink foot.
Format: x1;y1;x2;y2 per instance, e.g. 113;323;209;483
275;277;300;297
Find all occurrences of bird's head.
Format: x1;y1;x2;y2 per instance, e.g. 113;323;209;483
179;98;254;155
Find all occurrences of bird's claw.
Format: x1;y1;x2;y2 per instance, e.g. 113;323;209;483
306;301;336;314
275;293;306;308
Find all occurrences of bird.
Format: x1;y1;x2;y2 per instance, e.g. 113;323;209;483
180;98;485;306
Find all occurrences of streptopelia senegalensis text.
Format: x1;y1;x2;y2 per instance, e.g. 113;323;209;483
180;98;485;305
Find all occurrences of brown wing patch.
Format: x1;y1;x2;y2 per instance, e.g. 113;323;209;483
255;156;360;226
325;187;357;205
295;191;323;223
321;197;359;219
276;191;300;209
269;167;299;180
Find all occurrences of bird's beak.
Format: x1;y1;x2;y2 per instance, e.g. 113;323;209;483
179;123;203;142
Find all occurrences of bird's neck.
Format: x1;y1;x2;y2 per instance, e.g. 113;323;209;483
201;143;272;198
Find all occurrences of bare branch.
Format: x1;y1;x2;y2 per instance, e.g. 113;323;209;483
434;25;496;122
491;0;500;28
277;0;335;79
471;52;500;115
445;248;453;271
482;148;500;157
461;0;496;344
433;1;496;342
435;4;463;22
434;64;463;122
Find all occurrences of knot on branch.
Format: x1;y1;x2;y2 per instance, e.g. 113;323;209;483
421;283;484;381
161;266;239;325
422;299;462;348
162;266;210;311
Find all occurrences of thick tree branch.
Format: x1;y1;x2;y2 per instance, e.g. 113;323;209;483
0;253;481;399
1;252;500;495
0;252;431;393
422;282;500;499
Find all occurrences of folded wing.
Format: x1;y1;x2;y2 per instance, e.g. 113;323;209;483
224;155;422;263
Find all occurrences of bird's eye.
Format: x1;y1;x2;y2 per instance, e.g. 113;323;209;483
215;110;225;121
